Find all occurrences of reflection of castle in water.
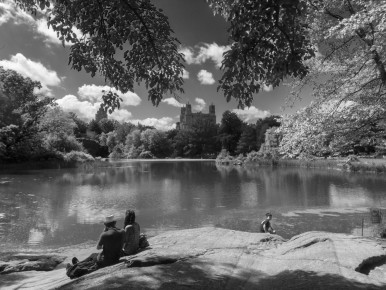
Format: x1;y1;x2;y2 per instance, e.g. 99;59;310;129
176;103;216;130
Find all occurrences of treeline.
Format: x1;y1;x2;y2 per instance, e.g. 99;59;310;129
90;111;280;159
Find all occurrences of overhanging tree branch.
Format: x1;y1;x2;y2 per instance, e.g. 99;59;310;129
120;0;162;69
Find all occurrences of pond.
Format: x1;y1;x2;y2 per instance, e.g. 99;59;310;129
1;160;386;249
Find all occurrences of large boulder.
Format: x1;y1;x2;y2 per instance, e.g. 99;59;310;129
1;228;386;289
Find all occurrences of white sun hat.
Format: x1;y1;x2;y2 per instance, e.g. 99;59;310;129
104;215;116;224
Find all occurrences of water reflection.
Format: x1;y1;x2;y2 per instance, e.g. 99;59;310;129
1;161;386;248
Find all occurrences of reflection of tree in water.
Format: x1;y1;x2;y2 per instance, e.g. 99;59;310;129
213;165;386;209
3;162;386;248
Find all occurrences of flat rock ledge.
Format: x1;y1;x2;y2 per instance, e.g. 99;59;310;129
0;254;66;274
2;227;386;290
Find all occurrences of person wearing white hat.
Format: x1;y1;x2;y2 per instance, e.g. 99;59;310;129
96;214;125;267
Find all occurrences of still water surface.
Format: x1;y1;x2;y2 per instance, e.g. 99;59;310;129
1;160;386;249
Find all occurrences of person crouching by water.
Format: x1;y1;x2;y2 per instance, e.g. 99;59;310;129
260;212;276;234
122;210;140;255
96;215;125;266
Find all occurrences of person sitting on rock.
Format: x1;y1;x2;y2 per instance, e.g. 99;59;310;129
96;215;125;267
122;210;141;255
260;212;276;234
66;214;124;279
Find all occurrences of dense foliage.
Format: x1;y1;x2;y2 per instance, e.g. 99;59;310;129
0;68;92;163
15;0;185;112
15;0;385;109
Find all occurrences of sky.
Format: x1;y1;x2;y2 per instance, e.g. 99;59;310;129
0;0;313;130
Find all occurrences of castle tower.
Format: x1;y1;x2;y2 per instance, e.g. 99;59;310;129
95;104;108;122
185;103;192;127
209;103;215;115
180;106;186;122
186;102;192;114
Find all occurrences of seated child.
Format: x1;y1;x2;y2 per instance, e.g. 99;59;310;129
260;212;276;234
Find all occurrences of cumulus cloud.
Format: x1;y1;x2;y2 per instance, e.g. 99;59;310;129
130;117;176;131
56;94;133;122
197;69;215;85
77;84;141;107
56;95;100;120
110;109;132;122
162;97;184;108
179;47;195;64
0;0;33;25
0;53;61;96
35;18;62;46
179;43;231;68
193;98;206;112
232;106;271;123
0;1;82;46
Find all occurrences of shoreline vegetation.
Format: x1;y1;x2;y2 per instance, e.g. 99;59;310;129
216;150;386;173
0;151;96;171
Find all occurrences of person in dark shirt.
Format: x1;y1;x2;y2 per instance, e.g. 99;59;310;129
96;215;125;267
260;212;276;234
66;214;124;279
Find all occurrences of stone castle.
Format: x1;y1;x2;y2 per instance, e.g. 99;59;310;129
176;103;216;130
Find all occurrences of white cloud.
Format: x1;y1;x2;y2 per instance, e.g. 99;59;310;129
193;98;206;112
179;43;231;68
0;0;34;25
130;117;176;131
56;94;132;122
232;106;271;123
182;68;189;79
56;95;100;120
35;19;83;47
179;47;195;64
77;84;141;107
197;69;215;85
195;43;231;68
0;1;82;46
0;53;61;96
110;109;132;122
35;18;61;45
162;97;184;107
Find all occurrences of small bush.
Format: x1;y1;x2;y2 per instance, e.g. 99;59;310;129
216;149;234;164
63;151;94;163
139;151;154;159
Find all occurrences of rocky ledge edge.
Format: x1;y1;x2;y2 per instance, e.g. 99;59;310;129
1;227;386;290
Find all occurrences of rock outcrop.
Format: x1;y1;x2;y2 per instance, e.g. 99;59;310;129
1;227;386;290
0;254;66;274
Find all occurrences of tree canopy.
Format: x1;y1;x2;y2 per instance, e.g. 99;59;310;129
13;0;386;116
15;0;185;111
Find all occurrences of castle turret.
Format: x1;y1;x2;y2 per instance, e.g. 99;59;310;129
209;103;215;115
